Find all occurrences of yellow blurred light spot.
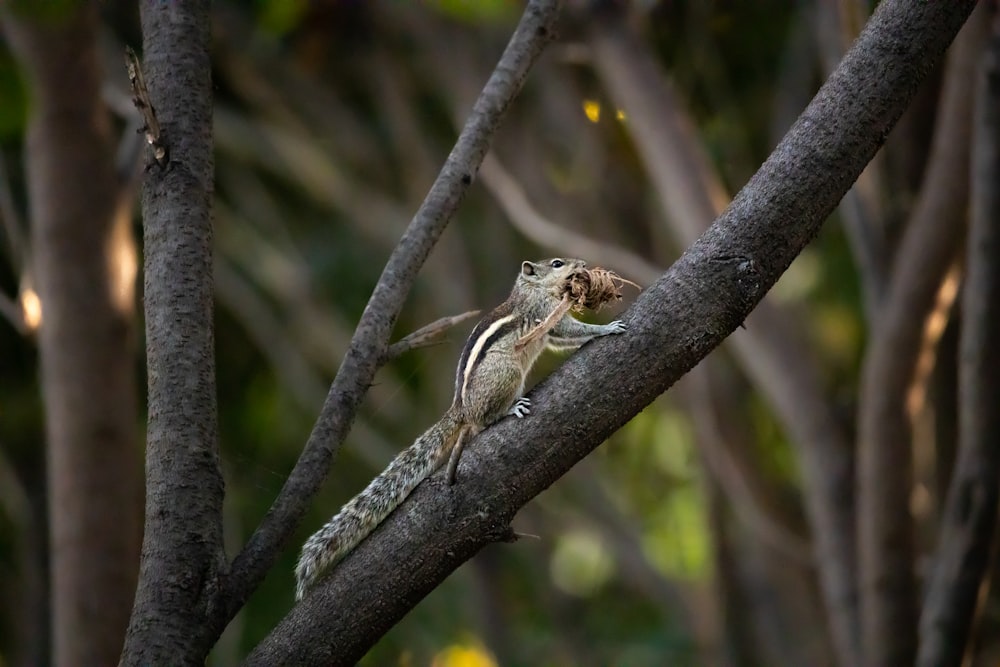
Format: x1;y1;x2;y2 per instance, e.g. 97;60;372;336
616;108;627;121
20;286;42;331
432;643;497;667
582;99;601;123
108;205;137;315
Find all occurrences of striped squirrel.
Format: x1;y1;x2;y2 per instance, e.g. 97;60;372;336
294;258;626;599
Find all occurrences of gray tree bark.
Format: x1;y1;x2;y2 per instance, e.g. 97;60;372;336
120;0;222;664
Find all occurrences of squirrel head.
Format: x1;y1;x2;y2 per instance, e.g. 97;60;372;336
518;258;587;301
519;258;586;287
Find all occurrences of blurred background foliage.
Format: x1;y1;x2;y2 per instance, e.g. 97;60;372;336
0;0;949;665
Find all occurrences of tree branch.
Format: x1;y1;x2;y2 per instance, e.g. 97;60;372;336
382;310;482;364
212;0;564;639
482;156;811;565
917;6;1000;664
479;154;663;281
856;5;987;664
246;0;976;662
817;0;892;321
588;12;860;666
120;0;219;664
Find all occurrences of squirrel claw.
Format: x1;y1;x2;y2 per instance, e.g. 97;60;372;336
508;397;531;418
608;320;627;334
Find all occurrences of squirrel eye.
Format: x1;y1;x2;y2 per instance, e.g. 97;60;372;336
550;259;564;268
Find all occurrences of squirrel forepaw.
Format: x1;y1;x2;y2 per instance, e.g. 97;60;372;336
607;320;627;334
508;397;531;418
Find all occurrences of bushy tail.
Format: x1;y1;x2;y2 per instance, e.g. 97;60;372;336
295;410;463;599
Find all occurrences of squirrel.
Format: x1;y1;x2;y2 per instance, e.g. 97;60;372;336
294;258;626;600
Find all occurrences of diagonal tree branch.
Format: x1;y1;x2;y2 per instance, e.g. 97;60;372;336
211;0;565;640
917;6;1000;664
482;155;812;566
247;0;976;662
587;12;860;666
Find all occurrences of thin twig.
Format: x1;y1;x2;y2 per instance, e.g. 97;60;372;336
480;155;661;283
383;310;481;363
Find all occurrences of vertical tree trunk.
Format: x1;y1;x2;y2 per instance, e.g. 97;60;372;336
121;0;224;663
857;6;986;664
917;6;1000;664
2;2;141;665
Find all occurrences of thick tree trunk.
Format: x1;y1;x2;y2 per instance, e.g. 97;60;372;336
120;0;223;664
2;3;141;665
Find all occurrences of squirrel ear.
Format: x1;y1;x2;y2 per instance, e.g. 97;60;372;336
521;261;537;276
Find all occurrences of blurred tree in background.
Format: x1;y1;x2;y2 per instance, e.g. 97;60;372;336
0;0;997;665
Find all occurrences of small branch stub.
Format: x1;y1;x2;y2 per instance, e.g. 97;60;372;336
382;310;482;363
124;46;169;170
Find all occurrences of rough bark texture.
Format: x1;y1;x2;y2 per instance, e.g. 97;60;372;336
856;6;987;665
120;1;222;664
247;0;975;662
2;4;141;666
917;7;1000;665
589;15;859;667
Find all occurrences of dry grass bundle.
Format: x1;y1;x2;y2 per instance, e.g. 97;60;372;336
518;266;639;351
562;266;640;313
